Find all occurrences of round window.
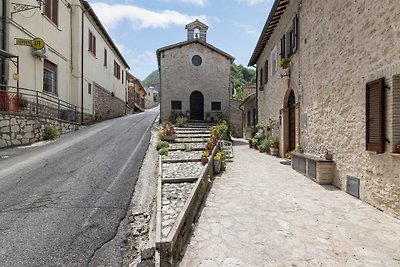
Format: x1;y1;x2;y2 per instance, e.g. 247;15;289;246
192;55;202;66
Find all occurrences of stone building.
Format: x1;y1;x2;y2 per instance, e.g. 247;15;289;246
126;72;146;113
249;0;400;218
239;85;257;139
157;20;234;122
144;86;159;109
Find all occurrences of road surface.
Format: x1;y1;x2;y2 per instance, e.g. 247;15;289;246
0;109;158;266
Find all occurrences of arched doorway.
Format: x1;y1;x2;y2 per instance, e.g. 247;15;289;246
190;91;204;120
287;90;296;151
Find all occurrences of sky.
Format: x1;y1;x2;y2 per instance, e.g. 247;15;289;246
87;0;274;80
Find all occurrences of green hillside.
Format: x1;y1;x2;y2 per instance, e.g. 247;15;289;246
142;70;160;87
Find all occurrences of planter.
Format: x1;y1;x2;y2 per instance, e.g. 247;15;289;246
396;146;400;154
270;148;279;156
324;153;333;160
162;134;177;141
201;157;209;165
214;160;221;174
271;143;279;149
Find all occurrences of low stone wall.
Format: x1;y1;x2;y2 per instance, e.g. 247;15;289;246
0;113;79;148
94;86;126;121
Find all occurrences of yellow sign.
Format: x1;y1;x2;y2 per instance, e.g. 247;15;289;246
15;38;32;46
32;38;45;50
15;37;45;49
13;73;19;81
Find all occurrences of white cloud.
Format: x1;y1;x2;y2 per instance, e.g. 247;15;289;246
161;0;207;7
235;23;258;36
90;3;207;29
235;0;271;6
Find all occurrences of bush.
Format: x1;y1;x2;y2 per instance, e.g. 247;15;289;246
260;139;272;150
159;147;168;156
175;116;188;127
157;141;169;150
42;125;60;140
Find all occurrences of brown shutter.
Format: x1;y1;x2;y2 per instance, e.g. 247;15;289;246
52;0;58;25
366;77;385;153
280;35;286;59
259;68;263;90
44;0;52;18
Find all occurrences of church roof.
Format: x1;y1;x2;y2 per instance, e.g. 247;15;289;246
156;39;235;66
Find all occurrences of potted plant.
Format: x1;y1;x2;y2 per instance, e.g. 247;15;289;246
161;122;176;141
18;96;28;109
213;151;224;174
278;58;291;69
396;144;400;154
270;136;279;156
324;149;333;160
201;150;209;165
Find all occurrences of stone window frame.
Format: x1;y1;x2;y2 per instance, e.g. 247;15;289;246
192;55;202;67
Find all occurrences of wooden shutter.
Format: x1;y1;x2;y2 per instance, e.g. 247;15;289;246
366;77;385;152
259;68;263;90
44;0;52;18
280;35;286;59
293;14;298;52
52;0;58;25
264;60;268;84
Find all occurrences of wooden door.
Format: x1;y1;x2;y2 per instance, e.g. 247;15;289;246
190;91;204;121
289;106;296;151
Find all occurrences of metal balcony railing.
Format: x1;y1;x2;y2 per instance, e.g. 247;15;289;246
0;85;78;122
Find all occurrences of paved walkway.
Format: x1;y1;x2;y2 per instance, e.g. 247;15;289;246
179;139;400;267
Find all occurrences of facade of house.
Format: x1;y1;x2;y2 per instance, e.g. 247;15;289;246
126;72;145;112
249;0;400;218
144;86;159;109
157;20;234;122
1;0;129;124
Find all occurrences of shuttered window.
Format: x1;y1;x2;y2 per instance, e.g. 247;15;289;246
264;60;268;85
281;35;286;59
88;31;96;56
288;14;299;55
44;0;58;25
259;68;263;91
366;77;385;153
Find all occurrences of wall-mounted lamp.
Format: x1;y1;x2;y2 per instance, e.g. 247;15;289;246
280;69;291;79
11;0;44;15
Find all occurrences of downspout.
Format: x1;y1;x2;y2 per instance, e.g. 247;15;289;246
80;6;90;125
0;0;8;88
254;65;258;126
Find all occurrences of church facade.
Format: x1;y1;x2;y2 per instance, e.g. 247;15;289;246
157;20;234;122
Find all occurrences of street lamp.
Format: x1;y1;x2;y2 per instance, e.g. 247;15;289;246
11;0;44;15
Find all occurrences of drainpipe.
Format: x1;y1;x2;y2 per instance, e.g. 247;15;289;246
0;0;8;88
254;65;258;126
81;6;91;125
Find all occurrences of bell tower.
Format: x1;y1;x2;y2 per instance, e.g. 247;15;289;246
185;19;208;42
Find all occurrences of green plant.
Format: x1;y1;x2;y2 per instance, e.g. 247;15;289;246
285;152;292;159
175;116;188;127
294;145;303;153
159;147;169;156
269;136;279;145
157;141;169;150
18;97;28;108
278;58;290;68
201;150;209;158
42;125;60;140
214;151;224;161
260;139;272;150
184;143;192;152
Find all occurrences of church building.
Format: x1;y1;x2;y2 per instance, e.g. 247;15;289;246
157;20;234;122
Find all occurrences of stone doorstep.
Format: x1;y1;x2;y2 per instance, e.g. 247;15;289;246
168;147;204;152
161;177;198;183
162;159;201;163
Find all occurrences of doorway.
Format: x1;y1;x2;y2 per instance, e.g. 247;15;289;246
287;90;296;151
190;91;204;120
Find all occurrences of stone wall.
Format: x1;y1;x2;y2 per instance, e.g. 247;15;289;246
94;85;126;121
0;113;79;148
159;42;232;121
229;99;243;138
256;0;400;218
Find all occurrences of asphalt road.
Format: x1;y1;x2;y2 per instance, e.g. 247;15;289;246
0;108;158;266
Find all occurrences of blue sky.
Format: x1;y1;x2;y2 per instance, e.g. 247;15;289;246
87;0;273;80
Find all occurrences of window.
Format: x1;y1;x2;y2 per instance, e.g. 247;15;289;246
88;31;96;56
171;101;182;110
366;77;385;153
280;35;286;59
88;83;92;95
44;0;58;25
288;14;299;55
211;101;221;111
192;55;202;66
114;61;121;79
263;60;268;85
104;49;107;67
271;46;277;74
43;59;57;94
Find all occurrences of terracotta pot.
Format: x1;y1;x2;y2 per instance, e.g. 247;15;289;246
162;134;176;141
271;143;279;149
396;146;400;153
201;157;208;165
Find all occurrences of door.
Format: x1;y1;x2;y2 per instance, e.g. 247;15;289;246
289;106;296;151
190;91;204;120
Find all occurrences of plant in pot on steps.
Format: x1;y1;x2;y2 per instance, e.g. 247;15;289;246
270;136;279;156
396;144;400;154
213;151;224;174
161;121;176;141
201;150;210;165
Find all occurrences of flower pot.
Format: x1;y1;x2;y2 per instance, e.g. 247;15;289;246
271;143;279;149
162;134;176;141
201;157;209;165
325;153;333;160
214;160;221;174
270;148;279;156
396;146;400;154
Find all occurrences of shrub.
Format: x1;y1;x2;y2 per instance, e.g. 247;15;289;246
175;116;188;127
42;125;60;140
159;147;168;156
157;141;169;150
214;151;224;161
260;139;272;150
201;150;209;158
184;144;192;152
